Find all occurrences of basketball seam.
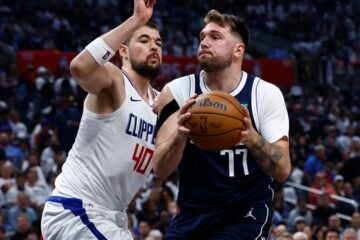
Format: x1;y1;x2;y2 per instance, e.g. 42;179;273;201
189;128;242;137
189;112;243;121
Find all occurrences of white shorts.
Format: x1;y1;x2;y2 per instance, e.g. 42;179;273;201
41;196;133;240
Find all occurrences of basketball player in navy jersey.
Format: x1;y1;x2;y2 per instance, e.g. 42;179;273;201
154;10;291;239
41;0;162;239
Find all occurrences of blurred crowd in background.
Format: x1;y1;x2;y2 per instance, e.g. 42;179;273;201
0;0;359;239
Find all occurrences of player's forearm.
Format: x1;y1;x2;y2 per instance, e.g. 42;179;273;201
153;134;187;180
247;134;291;182
71;16;144;78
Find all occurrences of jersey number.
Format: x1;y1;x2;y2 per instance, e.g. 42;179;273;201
132;144;153;174
220;149;249;177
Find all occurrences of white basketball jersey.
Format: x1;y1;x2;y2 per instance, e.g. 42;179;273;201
54;71;157;210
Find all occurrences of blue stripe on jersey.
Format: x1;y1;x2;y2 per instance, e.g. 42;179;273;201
47;196;107;240
177;73;273;210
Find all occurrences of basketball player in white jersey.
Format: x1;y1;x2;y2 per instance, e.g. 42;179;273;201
41;0;161;239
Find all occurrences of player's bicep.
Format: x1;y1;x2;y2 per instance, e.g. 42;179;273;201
70;51;115;94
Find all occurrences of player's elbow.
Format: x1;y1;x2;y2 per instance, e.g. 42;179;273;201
274;163;291;183
70;55;88;80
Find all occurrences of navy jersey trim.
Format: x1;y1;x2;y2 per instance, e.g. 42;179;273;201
155;99;179;137
47;196;107;240
194;73;201;94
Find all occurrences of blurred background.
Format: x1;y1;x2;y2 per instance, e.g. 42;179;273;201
0;0;359;239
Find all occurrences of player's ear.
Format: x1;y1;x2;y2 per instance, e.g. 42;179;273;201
234;42;245;58
119;45;128;59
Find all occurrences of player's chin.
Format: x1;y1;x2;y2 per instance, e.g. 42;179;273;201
147;60;160;68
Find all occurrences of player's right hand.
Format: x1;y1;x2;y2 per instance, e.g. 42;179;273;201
177;95;197;136
133;0;156;23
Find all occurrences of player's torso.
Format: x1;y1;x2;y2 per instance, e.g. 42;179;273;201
55;71;157;210
169;71;274;209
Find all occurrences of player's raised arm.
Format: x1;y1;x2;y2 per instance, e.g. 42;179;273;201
69;0;156;95
153;86;196;180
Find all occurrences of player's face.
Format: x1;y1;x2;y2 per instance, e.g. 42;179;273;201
128;26;162;80
197;22;240;72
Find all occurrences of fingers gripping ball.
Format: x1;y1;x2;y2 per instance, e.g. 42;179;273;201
185;91;245;151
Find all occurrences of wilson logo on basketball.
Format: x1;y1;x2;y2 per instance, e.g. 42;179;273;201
102;51;111;60
193;98;227;111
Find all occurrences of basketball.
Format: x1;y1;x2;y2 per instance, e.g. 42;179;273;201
185;91;245;151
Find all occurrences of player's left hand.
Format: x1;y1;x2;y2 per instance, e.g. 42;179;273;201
133;0;156;24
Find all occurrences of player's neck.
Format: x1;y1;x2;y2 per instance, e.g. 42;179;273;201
122;67;151;98
203;68;243;93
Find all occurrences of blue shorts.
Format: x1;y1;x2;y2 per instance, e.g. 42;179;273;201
165;202;273;240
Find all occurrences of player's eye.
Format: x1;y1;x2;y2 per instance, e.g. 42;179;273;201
139;38;149;43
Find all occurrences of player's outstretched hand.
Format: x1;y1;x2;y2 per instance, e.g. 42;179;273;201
133;0;156;24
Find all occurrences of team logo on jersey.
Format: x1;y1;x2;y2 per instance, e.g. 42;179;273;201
130;96;142;102
244;207;256;220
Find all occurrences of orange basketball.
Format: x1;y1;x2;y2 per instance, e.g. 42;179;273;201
185;91;245;151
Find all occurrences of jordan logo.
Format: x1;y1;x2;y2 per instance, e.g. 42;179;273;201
244;207;256;220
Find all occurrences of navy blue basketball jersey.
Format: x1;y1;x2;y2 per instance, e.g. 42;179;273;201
176;72;275;210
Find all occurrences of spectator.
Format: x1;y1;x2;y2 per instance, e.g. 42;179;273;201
5;173;28;207
10;214;31;240
287;196;313;231
21;151;46;186
323;227;340;240
293;216;308;233
342;227;357;240
0;132;22;168
313;193;336;226
308;172;336;206
24;167;51;208
0;162;15;201
54;96;80;152
328;215;342;233
136;221;151;240
349;212;360;239
136;199;160;227
304;144;325;182
333;175;345;196
7;110;28;141
5;192;37;233
147;229;163;240
30;118;53;153
293;231;308;240
40;135;61;178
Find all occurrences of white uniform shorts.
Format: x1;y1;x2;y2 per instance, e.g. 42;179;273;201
41;196;133;240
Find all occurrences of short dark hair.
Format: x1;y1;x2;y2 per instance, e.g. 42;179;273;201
204;10;250;47
124;21;160;45
323;227;340;240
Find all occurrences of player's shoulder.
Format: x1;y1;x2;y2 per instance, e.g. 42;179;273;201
167;74;194;89
255;77;279;90
254;77;283;97
165;74;194;96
